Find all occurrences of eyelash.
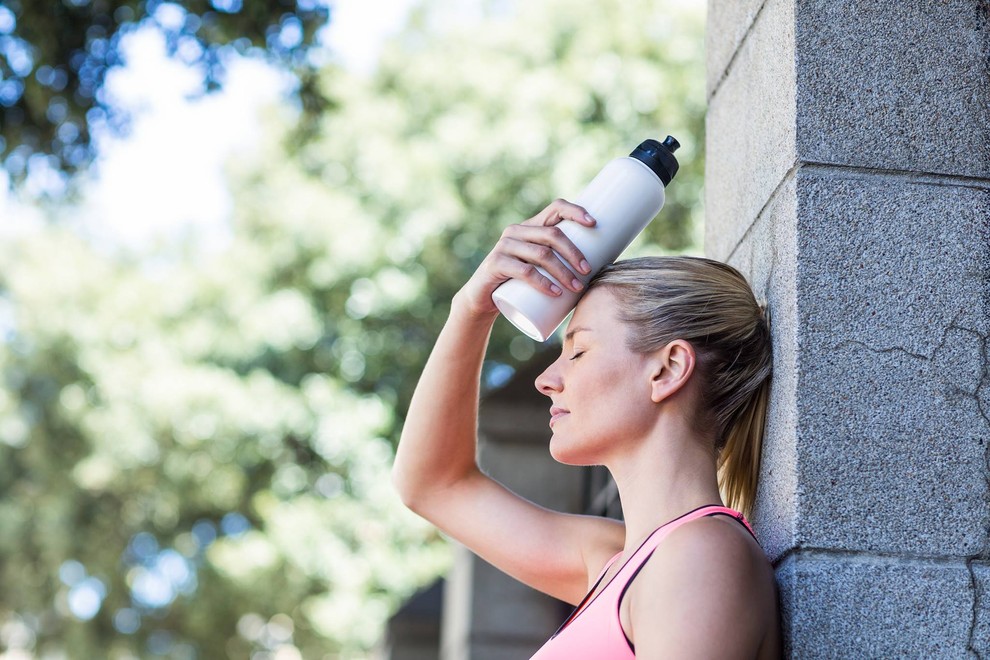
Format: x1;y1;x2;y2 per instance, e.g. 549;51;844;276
569;351;585;361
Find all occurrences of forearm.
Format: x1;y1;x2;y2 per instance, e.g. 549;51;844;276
392;290;500;508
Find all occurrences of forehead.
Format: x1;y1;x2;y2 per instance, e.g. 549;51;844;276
565;287;619;338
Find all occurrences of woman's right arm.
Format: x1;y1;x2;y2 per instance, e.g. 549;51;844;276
392;200;625;605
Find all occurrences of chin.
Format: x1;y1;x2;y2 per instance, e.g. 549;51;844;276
548;434;600;467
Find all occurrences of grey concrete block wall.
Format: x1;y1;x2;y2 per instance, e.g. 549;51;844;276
974;561;990;656
795;171;990;556
705;0;796;261
777;553;976;659
707;0;990;656
794;2;990;178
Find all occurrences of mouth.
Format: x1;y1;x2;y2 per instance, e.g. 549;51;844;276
549;406;569;427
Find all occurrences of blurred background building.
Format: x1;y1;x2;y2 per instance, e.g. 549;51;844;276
376;352;618;660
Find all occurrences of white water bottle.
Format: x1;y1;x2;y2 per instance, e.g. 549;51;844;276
492;136;680;341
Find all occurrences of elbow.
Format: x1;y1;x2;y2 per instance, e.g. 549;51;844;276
390;465;424;512
391;461;475;516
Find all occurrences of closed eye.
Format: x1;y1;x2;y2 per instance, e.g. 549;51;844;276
569;351;585;361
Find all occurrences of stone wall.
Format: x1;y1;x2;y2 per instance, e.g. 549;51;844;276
705;1;990;656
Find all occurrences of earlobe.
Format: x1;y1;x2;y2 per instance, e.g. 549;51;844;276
649;341;696;403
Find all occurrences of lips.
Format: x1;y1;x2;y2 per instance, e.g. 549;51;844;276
549;406;569;426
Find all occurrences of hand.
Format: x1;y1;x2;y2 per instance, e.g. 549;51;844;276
456;199;597;318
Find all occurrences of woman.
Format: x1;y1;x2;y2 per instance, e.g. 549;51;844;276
392;198;781;658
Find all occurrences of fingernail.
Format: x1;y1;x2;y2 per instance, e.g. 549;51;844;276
580;260;591;274
584;213;596;224
571;279;583;291
550;284;562;295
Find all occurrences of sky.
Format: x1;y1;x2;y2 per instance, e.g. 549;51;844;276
1;0;420;250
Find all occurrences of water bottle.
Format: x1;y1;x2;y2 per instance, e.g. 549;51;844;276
491;136;680;341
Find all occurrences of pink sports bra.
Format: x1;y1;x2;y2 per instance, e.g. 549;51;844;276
529;505;756;659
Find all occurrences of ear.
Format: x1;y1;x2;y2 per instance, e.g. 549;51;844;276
649;340;697;404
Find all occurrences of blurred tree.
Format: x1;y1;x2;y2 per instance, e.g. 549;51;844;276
0;0;329;182
0;0;705;657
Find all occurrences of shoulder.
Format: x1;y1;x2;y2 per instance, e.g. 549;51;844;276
633;516;767;605
625;516;776;657
660;514;764;575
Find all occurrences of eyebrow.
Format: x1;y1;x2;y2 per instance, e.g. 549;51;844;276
564;327;593;342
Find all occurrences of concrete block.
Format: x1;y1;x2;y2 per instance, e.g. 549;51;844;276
777;552;975;659
441;544;475;660
705;0;768;97
795;1;990;178
794;169;990;556
468;558;568;638
705;0;797;262
796;169;990;345
972;561;990;658
443;546;568;660
470;641;550;660
725;173;800;561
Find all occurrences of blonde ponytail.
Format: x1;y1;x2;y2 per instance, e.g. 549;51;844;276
590;257;773;518
717;376;770;517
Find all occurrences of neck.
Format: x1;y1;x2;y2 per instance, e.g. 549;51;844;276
604;422;723;556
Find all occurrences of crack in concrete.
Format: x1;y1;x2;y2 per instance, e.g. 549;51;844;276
831;310;968;363
967;557;985;660
831;313;990;655
834;338;930;362
777;548;988;658
967;324;990;658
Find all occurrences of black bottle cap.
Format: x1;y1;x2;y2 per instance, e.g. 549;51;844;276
629;136;680;187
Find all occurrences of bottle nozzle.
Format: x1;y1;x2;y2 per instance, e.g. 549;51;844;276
629;136;680;187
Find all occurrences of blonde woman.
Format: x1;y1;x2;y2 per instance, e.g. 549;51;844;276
393;199;781;658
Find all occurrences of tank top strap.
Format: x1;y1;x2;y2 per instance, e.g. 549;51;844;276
612;504;754;582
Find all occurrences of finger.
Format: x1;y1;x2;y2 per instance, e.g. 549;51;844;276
492;252;565;297
497;236;586;293
537;198;597;228
502;224;593;279
545;199;597;227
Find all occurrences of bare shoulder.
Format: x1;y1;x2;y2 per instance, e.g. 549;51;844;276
663;515;770;576
625;516;779;659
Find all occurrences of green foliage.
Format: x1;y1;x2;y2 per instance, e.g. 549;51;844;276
0;226;450;657
273;0;707;411
0;0;329;180
0;0;705;656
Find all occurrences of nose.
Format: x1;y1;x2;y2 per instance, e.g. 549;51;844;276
535;358;563;397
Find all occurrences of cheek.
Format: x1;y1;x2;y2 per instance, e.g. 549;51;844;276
584;369;654;434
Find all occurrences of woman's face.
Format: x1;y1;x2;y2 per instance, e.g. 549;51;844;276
534;287;658;465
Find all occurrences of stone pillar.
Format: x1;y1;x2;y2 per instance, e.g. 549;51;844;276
439;354;583;660
376;580;443;660
705;1;990;656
